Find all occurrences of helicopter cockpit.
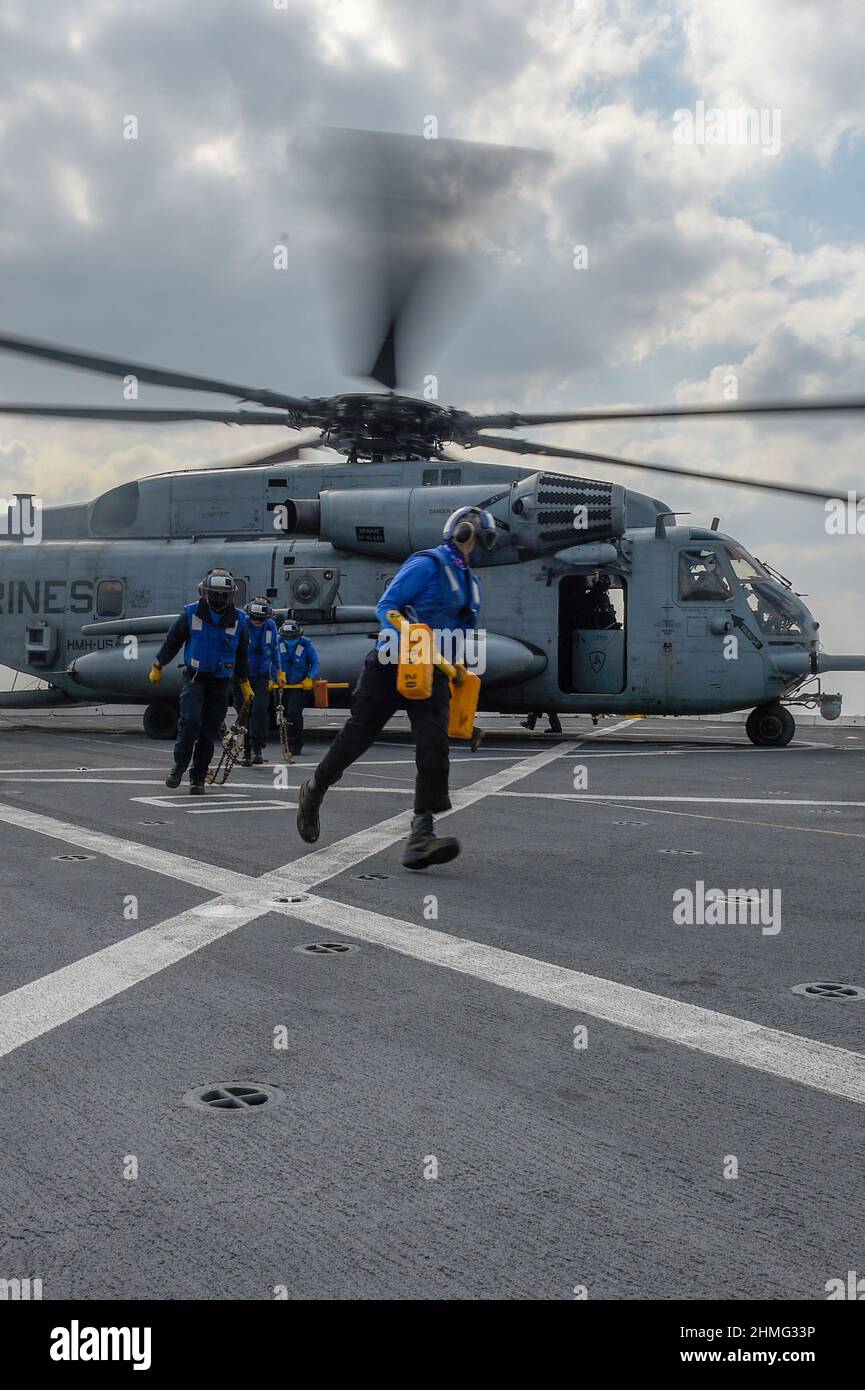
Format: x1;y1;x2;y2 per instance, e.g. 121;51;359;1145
724;541;813;637
677;540;814;638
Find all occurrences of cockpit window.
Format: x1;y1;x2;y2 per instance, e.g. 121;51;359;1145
679;548;732;602
741;579;806;635
726;542;769;581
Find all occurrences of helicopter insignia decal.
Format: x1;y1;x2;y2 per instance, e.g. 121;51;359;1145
589;650;606;672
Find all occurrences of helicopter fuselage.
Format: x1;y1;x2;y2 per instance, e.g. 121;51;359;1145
0;456;833;728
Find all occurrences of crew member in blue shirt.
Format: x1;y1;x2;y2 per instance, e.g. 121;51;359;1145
149;568;252;794
296;506;496;870
242;597;283;766
278;616;320;755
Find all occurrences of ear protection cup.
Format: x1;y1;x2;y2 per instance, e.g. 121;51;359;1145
443;506;497;551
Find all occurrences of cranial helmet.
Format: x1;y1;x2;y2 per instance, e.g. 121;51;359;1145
280;618;302;640
199;568;237;613
442;506;497;552
247;597;273;622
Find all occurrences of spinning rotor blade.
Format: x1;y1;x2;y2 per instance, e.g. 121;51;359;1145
457;435;843;502
302;129;548;391
0;331;308;413
468;398;865;429
369;323;398;393
0;405;297;424
205;430;325;470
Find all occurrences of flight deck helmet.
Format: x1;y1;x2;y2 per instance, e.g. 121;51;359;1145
442;506;497;552
247;596;273;624
198;568;237;614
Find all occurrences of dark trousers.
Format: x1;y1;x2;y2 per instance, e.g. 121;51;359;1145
316;650;451;814
174;674;231;782
244;673;272;756
285;688;308;752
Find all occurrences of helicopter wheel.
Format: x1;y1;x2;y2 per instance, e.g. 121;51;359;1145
745;704;795;748
143;701;178;741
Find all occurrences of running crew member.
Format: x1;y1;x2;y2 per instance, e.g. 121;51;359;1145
278;616;320;756
149;568;253;794
242;597;282;766
296;506;496;869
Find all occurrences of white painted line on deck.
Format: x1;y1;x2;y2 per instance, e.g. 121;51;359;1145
0;743;570;1058
0;778;185;786
2;722;864;1107
0;800;248;895
273;895;865;1106
184;803;297;814
497;794;865;806
271;741;572;892
4;872;863;1108
0;901;266;1060
0;767;163;775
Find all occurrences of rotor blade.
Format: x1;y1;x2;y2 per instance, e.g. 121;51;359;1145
467;398;865;429
301;129;549;391
206;431;325;470
0;405;294;424
369;324;397;393
0;332;308;413
460;435;842;502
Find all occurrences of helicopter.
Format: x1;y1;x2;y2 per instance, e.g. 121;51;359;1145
1;130;864;748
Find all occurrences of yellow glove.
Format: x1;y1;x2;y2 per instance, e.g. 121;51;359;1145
302;677;314;690
240;680;254;704
269;680;279;691
148;664;162;685
277;671;288;689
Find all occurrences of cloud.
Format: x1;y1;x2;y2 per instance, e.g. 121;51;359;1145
680;0;865;161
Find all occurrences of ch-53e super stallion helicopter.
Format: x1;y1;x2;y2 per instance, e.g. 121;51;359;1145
1;129;864;748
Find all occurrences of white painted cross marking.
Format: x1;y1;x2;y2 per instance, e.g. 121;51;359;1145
2;725;863;1107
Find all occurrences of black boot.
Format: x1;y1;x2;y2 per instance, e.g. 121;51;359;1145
189;782;205;796
402;812;460;871
297;776;324;843
165;765;183;789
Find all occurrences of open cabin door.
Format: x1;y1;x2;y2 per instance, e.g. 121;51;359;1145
558;574;626;694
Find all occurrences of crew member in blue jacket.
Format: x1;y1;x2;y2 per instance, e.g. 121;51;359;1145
278;616;320;755
148;568;252;794
296;506;496;870
242;597;282;766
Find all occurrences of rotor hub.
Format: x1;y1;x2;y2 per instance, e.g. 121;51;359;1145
315;392;462;460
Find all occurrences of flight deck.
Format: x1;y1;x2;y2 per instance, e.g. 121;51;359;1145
0;710;863;1300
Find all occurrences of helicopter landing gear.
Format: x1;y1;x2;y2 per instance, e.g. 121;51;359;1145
143;701;178;741
745;703;795;748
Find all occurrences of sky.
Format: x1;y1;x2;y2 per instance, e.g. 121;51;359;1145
1;0;864;705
